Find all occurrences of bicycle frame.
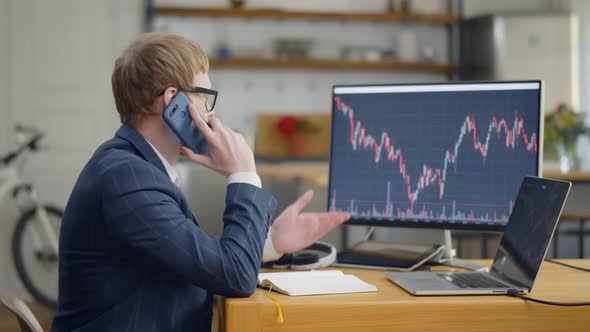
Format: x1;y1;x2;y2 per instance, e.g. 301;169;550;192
0;151;59;255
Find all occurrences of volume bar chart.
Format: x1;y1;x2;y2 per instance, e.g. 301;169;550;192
330;182;514;222
328;84;540;226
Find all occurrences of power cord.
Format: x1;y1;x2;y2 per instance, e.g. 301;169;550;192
544;258;590;272
505;259;590;306
506;289;590;306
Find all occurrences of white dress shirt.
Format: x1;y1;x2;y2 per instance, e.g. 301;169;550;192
146;141;282;262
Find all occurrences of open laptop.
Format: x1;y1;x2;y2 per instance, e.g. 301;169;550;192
387;176;571;295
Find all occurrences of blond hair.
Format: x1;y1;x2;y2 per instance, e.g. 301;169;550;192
111;32;209;124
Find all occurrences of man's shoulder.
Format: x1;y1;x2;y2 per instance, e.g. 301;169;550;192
85;136;158;181
88;136;136;169
92;137;175;194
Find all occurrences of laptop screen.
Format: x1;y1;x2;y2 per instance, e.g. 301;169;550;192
491;177;571;289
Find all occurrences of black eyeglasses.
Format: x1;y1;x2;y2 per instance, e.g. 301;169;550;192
157;86;218;112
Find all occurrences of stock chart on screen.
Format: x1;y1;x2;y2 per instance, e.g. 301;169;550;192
328;82;542;228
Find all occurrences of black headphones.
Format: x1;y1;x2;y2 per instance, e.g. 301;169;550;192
263;242;337;270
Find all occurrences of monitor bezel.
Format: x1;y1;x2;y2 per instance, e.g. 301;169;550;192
328;80;544;231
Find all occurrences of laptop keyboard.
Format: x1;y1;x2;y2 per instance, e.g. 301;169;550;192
437;273;509;289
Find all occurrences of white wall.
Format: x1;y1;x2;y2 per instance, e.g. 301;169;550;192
0;0;9;153
0;0;143;300
463;0;589;113
570;0;590;113
8;0;138;207
0;0;13;300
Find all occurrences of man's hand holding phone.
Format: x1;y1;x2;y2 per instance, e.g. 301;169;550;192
180;104;256;177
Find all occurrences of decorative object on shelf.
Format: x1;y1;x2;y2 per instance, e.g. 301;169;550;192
400;0;412;13
233;47;272;59
410;0;446;14
397;28;418;62
419;46;436;63
272;38;314;60
275;115;320;157
381;49;397;61
544;103;589;173
340;46;387;63
229;0;245;9
387;0;412;13
387;0;397;12
213;41;232;60
255;113;330;160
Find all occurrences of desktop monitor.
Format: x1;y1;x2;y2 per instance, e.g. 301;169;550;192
328;81;543;231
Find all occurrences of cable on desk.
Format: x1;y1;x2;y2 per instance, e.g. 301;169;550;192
544;258;590;272
506;289;590;306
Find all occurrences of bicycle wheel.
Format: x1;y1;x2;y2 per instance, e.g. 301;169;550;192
12;205;63;309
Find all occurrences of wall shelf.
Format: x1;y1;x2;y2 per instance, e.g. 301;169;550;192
210;58;458;74
155;7;459;25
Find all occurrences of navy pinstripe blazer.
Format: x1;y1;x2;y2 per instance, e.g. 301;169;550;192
51;124;277;331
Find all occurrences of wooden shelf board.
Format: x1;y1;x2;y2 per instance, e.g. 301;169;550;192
209;57;458;74
156;7;459;25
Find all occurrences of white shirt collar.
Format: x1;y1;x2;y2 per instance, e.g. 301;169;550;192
146;140;179;185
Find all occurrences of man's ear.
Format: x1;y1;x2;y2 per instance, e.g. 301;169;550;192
162;87;178;108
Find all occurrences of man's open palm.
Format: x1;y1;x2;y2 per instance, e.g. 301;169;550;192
271;190;350;254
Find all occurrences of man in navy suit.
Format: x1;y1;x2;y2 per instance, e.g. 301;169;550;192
51;32;349;331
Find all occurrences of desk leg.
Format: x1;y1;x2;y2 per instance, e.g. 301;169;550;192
213;296;224;332
481;233;488;258
580;219;586;258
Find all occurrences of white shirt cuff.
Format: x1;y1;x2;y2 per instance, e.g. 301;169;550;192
227;172;262;188
262;227;283;262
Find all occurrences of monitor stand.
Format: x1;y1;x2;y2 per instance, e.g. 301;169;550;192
343;227;488;272
438;230;488;272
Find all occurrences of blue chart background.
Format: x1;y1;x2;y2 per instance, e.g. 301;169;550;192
328;88;541;228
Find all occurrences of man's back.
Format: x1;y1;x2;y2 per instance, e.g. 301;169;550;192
51;125;276;331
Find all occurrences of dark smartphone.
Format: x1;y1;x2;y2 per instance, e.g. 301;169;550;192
162;91;208;155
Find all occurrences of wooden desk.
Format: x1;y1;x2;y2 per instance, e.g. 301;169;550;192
217;260;590;331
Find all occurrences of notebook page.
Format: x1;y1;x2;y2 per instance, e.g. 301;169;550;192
258;270;343;284
263;274;377;296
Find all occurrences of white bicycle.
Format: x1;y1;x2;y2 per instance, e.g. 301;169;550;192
1;125;63;309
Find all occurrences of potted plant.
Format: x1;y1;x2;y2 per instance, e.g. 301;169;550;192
544;103;589;172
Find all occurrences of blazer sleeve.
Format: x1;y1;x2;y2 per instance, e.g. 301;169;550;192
101;161;277;297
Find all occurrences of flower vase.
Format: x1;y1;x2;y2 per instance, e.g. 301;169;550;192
287;133;309;158
557;138;580;173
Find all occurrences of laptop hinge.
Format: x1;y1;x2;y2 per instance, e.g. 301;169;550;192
490;272;529;290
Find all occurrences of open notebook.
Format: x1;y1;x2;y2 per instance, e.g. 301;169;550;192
257;270;377;296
